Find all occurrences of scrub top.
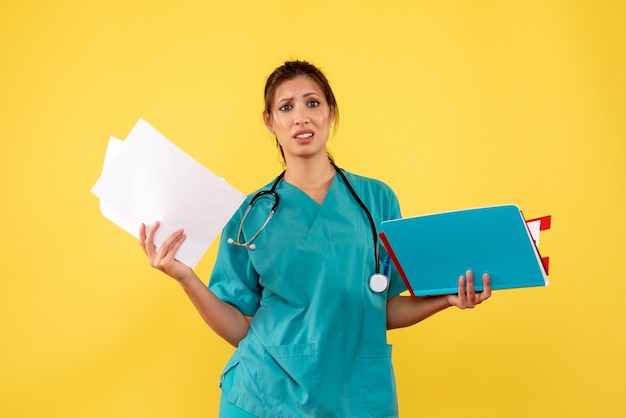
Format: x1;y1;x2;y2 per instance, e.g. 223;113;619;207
209;169;405;418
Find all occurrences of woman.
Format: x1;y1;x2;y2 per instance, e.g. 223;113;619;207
140;60;491;417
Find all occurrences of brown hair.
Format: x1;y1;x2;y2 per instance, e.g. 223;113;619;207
264;60;339;163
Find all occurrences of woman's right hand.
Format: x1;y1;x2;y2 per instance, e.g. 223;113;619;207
139;222;193;283
139;222;251;347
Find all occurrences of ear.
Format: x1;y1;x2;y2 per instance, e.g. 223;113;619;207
262;110;273;133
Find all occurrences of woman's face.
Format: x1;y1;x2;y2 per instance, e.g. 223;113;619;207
263;76;335;164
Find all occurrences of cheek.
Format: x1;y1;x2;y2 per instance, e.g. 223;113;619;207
272;114;290;128
316;112;332;127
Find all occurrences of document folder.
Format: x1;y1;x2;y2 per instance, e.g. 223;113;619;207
379;205;548;297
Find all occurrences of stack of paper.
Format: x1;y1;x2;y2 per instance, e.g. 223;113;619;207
91;119;246;268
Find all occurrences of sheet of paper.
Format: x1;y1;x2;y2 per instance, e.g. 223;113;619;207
526;219;541;246
97;136;139;237
91;119;246;268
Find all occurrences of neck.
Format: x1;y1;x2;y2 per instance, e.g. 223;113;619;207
283;154;336;189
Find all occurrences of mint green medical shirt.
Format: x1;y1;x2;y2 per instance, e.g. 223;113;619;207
209;170;405;418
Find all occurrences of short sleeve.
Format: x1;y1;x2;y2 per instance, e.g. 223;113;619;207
208;204;263;316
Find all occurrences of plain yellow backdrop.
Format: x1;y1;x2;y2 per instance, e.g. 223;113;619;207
1;1;624;417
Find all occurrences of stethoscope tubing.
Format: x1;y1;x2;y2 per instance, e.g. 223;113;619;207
228;171;285;249
229;163;381;275
331;164;381;274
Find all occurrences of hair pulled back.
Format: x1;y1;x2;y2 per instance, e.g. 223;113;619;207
263;60;339;164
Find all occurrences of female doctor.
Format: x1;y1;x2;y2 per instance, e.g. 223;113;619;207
139;60;491;417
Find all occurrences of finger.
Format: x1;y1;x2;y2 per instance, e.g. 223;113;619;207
138;223;147;250
480;273;492;302
465;270;476;307
466;270;480;308
140;223;158;256
145;221;160;243
156;228;185;259
143;221;162;256
457;275;466;308
166;232;187;259
152;232;186;271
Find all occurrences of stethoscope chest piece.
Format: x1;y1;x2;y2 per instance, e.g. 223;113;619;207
369;273;389;293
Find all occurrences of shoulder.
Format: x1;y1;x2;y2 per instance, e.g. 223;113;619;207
249;176;280;195
225;174;283;225
338;168;401;219
241;174;284;204
339;169;397;197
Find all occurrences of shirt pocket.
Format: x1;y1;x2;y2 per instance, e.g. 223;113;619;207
254;343;318;413
219;354;240;390
360;343;399;417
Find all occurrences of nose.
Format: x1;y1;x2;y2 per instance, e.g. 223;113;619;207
293;105;310;125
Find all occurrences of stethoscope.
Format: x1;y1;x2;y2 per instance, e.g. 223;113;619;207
227;163;390;293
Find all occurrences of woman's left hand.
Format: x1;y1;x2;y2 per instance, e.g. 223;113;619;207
446;270;492;309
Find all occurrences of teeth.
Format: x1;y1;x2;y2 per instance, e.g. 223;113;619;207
295;133;313;139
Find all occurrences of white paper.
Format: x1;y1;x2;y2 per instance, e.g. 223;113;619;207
526;219;541;246
91;119;246;268
97;136;139;237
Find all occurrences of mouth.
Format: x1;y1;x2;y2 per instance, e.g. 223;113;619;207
293;130;314;143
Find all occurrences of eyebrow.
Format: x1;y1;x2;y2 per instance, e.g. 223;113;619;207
276;91;322;104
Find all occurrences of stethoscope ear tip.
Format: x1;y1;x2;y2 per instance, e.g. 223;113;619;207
227;236;255;250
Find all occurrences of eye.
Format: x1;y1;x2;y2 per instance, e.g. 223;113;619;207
279;103;292;111
307;100;320;108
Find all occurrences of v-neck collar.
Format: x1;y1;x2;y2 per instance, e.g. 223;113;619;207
280;172;339;207
272;172;362;243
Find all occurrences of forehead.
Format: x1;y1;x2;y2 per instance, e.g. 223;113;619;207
274;76;324;102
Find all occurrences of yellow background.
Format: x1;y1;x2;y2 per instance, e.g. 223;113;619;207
1;1;624;417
